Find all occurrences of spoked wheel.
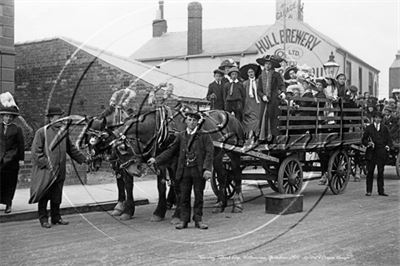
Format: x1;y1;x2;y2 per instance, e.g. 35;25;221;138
210;162;236;199
277;156;303;194
262;163;279;192
328;150;351;194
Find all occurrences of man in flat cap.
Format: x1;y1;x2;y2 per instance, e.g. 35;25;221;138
148;111;213;230
30;106;89;228
207;69;225;110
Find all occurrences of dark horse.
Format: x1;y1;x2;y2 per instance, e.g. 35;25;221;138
85;104;245;221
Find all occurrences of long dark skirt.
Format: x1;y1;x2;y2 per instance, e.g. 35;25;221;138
0;166;19;205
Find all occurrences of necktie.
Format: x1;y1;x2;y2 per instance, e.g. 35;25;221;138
3;124;7;135
229;83;234;96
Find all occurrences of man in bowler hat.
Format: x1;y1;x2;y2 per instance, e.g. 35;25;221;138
362;111;392;196
30;106;89;228
148;111;213;229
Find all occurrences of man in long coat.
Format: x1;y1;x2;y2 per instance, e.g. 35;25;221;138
0;105;24;213
362;111;392;196
206;69;225;110
148;111;213;230
256;55;286;142
30;106;88;228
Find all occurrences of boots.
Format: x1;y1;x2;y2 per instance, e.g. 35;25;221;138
231;193;243;213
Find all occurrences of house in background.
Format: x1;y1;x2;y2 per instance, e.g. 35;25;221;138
131;0;380;96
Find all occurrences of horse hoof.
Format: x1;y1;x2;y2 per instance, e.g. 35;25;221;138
111;209;123;216
150;215;164;222
114;201;124;211
170;217;180;225
120;213;133;220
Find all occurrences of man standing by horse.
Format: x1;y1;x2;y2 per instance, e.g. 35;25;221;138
148;111;213;229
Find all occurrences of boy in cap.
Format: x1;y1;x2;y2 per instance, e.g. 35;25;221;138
362;111;392;196
207;69;225;110
223;67;246;122
148;111;213;229
30;106;90;228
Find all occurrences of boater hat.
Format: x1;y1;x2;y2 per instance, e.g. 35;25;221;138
227;67;240;76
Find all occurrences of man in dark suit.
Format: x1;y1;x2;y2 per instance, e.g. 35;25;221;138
0;105;25;213
206;69;225;110
148;111;213;230
362;111;392;196
256;55;286;142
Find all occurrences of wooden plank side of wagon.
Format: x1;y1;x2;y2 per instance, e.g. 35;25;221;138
212;141;279;163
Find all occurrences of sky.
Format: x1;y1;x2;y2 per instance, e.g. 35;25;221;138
15;0;400;98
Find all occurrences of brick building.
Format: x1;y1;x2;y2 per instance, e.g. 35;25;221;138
15;37;207;131
389;51;400;97
0;0;15;93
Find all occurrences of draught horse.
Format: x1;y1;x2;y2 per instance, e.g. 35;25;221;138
85;104;245;221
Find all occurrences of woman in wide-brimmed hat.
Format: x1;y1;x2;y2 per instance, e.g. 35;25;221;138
0;95;25;214
256;55;286;142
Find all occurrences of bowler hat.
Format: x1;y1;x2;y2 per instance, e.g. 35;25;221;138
186;111;201;120
256;55;284;68
218;59;236;70
213;69;225;76
46;106;64;117
0;106;19;116
284;66;298;80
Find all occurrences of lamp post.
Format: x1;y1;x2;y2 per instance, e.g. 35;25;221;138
323;51;340;79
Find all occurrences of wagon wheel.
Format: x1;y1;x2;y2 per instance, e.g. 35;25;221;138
328;150;351;194
267;180;280;192
277;156;303;194
396;151;400;178
211;162;236;200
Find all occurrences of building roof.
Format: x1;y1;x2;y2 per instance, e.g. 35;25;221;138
130;22;379;73
130;25;269;61
16;36;208;99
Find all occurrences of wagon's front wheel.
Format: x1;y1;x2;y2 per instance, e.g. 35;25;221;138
277;156;303;194
211;162;236;200
328;150;351;194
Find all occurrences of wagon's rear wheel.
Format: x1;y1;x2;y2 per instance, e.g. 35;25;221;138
328;150;351;194
277;156;303;194
267;180;280;192
211;162;236;199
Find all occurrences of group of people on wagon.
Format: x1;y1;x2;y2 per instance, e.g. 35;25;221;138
206;55;369;144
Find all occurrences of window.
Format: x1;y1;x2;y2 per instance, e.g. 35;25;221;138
346;61;352;86
368;72;373;95
358;67;362;93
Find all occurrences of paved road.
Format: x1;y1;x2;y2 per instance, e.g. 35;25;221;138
1;167;399;266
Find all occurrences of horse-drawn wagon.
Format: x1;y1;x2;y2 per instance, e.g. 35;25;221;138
210;97;366;197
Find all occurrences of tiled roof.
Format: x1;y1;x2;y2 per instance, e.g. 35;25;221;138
59;37;208;99
130;25;269;61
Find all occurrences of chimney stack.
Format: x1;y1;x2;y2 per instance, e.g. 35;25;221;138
187;2;202;55
152;1;167;37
